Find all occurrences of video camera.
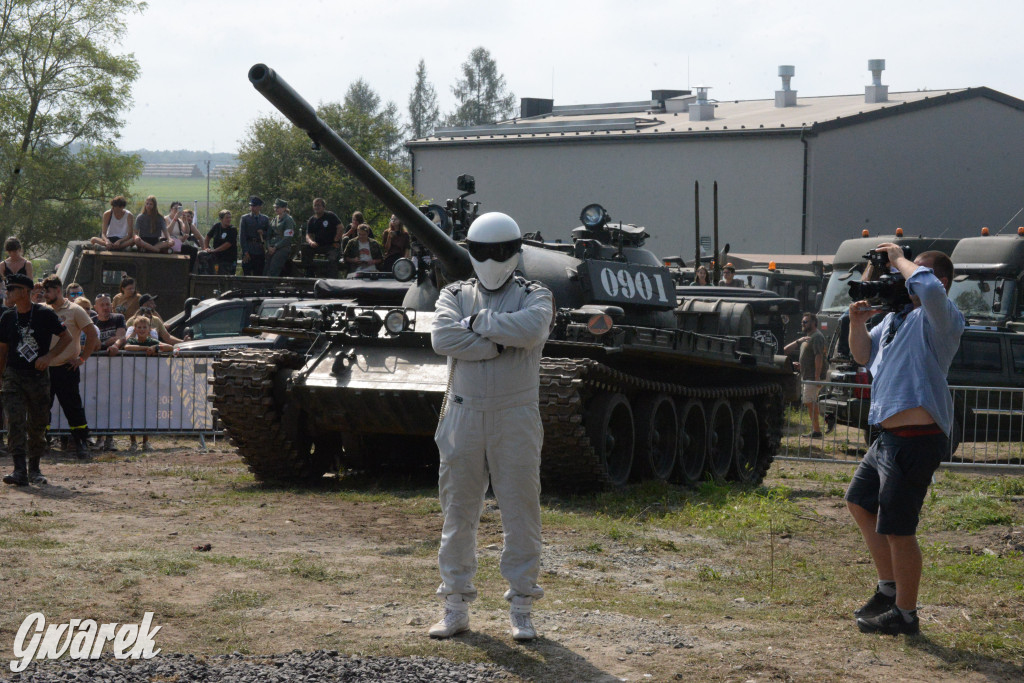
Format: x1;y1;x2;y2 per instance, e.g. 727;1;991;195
847;245;913;311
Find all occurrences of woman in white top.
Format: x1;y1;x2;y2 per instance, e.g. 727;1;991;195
166;203;204;269
91;195;135;251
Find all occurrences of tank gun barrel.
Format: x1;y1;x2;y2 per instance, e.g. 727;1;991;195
248;64;473;280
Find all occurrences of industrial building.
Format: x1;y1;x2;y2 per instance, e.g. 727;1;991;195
406;61;1024;258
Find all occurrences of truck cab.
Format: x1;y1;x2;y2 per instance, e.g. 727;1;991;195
946;229;1024;329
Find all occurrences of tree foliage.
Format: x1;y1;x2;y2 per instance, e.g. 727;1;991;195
445;47;516;127
0;0;145;255
408;58;439;139
220;80;413;235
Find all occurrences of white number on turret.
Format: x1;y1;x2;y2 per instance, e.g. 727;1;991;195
586;261;676;308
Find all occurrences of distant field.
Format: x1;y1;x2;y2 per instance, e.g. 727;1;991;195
129;176;227;222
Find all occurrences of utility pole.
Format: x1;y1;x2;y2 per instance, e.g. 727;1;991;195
205;160;211;224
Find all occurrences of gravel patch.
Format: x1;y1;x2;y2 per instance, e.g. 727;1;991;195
4;650;512;682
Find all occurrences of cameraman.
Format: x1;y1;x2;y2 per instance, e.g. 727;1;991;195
845;243;963;635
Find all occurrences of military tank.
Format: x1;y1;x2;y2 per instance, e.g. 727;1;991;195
210;64;799;490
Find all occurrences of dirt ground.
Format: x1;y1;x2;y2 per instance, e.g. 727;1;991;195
1;438;1022;682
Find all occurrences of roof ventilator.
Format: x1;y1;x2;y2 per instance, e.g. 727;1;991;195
866;59;888;103
775;65;797;107
689;86;715;121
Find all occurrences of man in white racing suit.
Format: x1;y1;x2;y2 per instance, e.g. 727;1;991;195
429;212;554;641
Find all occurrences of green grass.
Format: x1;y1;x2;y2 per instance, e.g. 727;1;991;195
129;176;225;223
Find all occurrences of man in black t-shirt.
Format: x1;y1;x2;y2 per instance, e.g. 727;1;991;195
0;273;72;486
198;209;239;275
93;293;126;354
301;197;342;278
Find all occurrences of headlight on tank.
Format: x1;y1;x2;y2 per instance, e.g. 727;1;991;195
580;203;608;229
384;309;409;335
392;257;416;282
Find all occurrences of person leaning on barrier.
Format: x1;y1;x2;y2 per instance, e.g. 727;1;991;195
43;275;99;459
0;273;72;486
94;293;126;356
784;313;826;438
121;315;172;355
845;244;964;636
265;199;297;276
429;212;553;642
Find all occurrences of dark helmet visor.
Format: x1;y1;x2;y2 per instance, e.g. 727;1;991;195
466;238;522;263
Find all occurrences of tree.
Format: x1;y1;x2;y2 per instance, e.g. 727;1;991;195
408;58;439;139
220;84;413;236
0;0;145;254
445;47;516;127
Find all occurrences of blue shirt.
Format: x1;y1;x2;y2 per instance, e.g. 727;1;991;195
867;266;965;435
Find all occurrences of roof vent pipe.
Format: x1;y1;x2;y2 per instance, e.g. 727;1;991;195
689;86;715;121
775;65;797;107
866;59;888;103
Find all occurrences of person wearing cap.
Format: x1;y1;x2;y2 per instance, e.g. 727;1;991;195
239;196;269;276
42;274;99;459
718;263;745;288
301;198;342;278
265;199;297;277
0;273;72;486
125;294;182;345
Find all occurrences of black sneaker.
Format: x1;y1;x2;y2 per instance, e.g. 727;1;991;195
29;471;47;485
3;471;29;486
857;607;919;635
854;590;896;618
801;431;823;438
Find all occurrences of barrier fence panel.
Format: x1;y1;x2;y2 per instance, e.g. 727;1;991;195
43;351;221;436
781;380;1024;469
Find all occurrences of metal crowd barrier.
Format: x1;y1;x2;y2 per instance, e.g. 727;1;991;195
41;351;221;437
781;380;1024;469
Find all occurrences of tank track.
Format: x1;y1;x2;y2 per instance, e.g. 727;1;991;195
211;349;783;490
538;357;783;490
210;348;314;482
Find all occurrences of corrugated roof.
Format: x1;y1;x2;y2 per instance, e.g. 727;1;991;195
409;87;1024;147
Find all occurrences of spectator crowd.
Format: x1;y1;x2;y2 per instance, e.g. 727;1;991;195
90;195;412;278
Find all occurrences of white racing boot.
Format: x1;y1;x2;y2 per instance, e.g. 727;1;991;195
428;595;470;639
509;596;536;641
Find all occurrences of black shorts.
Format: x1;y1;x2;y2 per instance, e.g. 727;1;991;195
845;430;946;536
140;233;162;246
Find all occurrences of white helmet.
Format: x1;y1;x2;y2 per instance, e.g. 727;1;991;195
464;212;522;290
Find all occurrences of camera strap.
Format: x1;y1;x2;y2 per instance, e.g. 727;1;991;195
883;309;910;347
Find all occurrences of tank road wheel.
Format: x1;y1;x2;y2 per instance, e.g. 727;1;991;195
674;399;707;487
211;348;331;483
730;401;761;484
633;393;678;482
585;392;635;487
706;399;734;482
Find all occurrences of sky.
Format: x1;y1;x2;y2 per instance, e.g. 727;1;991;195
119;0;1024;153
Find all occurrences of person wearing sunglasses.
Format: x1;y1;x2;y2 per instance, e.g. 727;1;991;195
429;212;553;642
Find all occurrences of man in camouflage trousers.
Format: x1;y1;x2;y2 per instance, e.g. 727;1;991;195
1;273;71;486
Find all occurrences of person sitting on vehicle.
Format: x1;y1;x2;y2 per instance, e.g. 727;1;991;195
342;224;383;274
91;196;135;251
163;201;201;268
198;210;238;275
718;263;745;287
112;276;140;319
126;295;182;345
339;210;366;252
0;237;34;281
690;265;710;286
133;196;173;253
265;199;296;276
121;316;172;355
381;215;411;273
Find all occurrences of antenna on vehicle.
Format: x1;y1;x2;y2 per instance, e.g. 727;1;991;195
995;207;1024;235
